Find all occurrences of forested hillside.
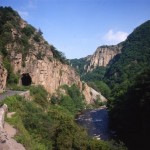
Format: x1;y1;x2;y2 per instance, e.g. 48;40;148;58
106;20;150;150
71;20;150;150
105;20;150;98
109;70;150;150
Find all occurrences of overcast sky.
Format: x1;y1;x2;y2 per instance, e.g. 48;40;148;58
1;0;150;59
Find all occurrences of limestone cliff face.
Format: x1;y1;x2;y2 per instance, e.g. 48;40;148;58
85;45;122;72
0;7;107;104
0;58;7;93
9;48;102;103
6;26;81;94
3;18;102;103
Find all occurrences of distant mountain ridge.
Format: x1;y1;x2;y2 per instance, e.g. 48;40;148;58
70;20;150;100
70;44;122;76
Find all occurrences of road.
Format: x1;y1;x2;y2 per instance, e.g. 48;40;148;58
0;90;23;101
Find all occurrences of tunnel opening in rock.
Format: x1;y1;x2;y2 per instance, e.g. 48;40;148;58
21;73;32;86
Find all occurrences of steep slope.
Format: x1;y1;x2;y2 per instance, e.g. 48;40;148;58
85;45;122;72
70;44;122;74
0;7;104;103
105;20;150;97
106;21;150;149
0;57;7;93
110;69;150;150
70;44;122;99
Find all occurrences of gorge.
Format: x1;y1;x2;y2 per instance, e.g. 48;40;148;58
0;6;150;150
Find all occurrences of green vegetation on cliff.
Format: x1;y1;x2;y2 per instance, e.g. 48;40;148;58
0;6;68;87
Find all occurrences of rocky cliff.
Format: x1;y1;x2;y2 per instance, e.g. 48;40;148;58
0;58;7;93
0;7;103;103
85;45;122;72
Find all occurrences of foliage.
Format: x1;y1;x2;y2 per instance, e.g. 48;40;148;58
109;69;150;150
36;51;44;60
51;84;86;115
50;45;68;64
33;33;40;42
82;66;106;82
88;81;111;98
70;59;111;98
3;58;19;85
104;21;150;150
4;95;51;150
21;25;35;37
70;57;89;75
30;85;49;108
105;20;150;98
3;93;126;150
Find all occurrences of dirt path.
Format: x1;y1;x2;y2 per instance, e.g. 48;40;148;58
0;122;26;150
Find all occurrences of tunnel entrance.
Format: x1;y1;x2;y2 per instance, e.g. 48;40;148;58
21;73;32;86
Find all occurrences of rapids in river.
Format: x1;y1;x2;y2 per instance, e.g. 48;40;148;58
76;106;111;140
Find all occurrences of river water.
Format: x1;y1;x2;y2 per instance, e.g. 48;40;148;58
76;106;110;140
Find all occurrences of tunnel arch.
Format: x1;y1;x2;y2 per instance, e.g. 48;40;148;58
21;73;32;86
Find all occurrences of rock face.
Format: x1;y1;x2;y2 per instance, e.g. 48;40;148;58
85;45;122;72
10;48;102;103
0;60;7;93
0;104;7;130
82;83;107;104
7;34;81;94
0;7;107;104
2;17;103;103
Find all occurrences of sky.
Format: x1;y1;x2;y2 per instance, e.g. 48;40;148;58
0;0;150;59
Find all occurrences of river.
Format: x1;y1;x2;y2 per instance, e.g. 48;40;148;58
76;106;111;140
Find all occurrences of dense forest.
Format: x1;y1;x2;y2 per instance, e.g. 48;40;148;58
106;20;150;150
109;69;150;150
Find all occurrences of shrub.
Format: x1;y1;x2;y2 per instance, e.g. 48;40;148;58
33;34;40;42
21;25;35;37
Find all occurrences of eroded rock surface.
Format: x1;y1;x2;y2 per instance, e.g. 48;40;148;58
0;60;7;94
85;45;122;72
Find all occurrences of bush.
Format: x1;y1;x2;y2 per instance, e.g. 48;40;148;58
50;45;68;64
3;91;127;150
21;25;35;37
33;34;40;42
30;85;49;108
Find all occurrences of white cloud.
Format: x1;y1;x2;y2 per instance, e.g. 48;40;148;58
18;11;29;19
104;29;128;44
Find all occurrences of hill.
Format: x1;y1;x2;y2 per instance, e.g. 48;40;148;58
107;20;150;150
0;6;106;104
0;6;127;150
71;20;150;149
105;20;150;98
